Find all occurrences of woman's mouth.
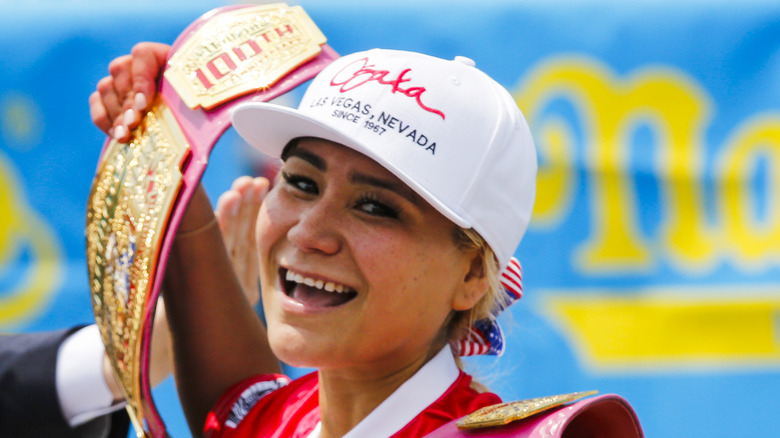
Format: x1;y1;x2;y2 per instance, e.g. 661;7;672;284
280;268;357;308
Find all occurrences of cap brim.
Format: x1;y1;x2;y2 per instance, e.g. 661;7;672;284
231;102;471;229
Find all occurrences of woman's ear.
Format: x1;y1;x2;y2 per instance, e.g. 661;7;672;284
452;250;489;311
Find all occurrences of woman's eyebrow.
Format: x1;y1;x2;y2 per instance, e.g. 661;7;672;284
350;172;419;206
287;145;419;205
285;147;326;171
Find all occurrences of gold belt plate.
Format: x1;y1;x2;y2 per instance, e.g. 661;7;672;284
165;3;326;110
85;99;189;429
86;4;331;436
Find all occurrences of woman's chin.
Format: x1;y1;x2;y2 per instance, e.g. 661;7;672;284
268;327;330;369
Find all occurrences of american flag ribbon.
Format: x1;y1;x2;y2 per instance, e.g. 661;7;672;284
454;257;523;357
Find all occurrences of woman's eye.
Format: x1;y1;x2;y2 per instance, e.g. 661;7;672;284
282;171;318;195
356;197;399;219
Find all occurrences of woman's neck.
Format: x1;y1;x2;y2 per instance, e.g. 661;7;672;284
315;347;441;438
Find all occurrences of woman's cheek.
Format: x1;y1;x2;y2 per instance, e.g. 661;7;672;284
256;190;288;249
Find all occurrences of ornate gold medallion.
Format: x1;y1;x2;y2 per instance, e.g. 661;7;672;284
456;390;599;430
86;98;189;432
164;3;327;110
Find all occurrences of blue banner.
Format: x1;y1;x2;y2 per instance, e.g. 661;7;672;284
2;1;779;436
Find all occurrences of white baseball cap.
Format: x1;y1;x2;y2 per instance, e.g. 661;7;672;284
231;48;537;268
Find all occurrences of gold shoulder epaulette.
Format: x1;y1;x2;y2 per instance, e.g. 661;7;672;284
456;390;598;430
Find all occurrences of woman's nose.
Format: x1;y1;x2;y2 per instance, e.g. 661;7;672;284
286;200;342;255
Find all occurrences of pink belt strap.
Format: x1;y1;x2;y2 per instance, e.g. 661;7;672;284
424;394;644;438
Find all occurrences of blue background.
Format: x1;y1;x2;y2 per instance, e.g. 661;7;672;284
2;1;780;436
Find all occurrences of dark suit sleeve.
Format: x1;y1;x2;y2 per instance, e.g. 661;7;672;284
0;327;130;438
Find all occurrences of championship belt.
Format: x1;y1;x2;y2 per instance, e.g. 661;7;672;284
85;5;338;437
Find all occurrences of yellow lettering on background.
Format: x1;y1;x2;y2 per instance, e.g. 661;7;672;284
0;156;62;327
719;115;780;264
515;56;714;271
627;71;715;268
544;288;780;371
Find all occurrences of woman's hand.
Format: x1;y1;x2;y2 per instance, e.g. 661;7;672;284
215;176;270;306
89;42;170;142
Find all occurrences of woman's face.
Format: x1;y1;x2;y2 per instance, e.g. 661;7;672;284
256;138;481;375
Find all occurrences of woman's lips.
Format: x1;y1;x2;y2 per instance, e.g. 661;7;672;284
280;268;357;308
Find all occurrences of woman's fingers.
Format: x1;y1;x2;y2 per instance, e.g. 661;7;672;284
215;176;259;304
89;90;113;136
90;43;171;141
118;43;171;136
95;76;123;132
216;189;242;257
108;54;134;108
131;42;171;110
216;177;268;306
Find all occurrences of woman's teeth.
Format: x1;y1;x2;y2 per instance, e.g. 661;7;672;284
285;270;350;293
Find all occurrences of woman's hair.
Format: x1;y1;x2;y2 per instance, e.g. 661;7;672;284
447;226;502;392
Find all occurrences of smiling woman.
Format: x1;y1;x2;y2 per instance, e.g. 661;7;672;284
91;47;539;438
261;138;489;375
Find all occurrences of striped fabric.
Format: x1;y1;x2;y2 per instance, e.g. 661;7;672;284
453;257;523;356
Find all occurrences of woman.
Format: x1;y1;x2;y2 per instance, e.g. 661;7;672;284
91;45;536;438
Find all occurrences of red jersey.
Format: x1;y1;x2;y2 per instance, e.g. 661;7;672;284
204;347;500;438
